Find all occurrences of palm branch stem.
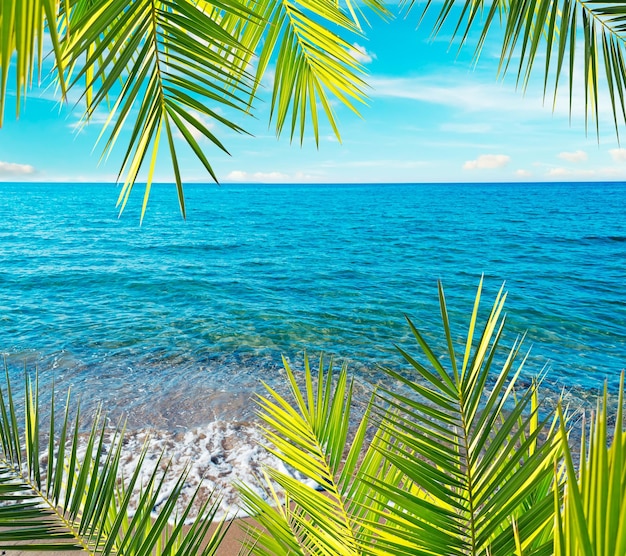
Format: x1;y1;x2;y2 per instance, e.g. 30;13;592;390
579;0;625;41
458;400;478;554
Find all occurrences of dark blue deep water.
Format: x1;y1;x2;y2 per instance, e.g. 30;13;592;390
1;182;625;428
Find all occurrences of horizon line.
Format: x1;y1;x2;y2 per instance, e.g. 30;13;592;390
0;179;624;186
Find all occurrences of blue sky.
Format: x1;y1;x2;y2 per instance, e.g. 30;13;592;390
1;8;626;186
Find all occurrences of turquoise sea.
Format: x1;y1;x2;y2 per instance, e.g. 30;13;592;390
1;181;625;429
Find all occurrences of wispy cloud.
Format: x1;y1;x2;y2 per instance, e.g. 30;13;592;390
558;150;587;162
320;159;429;169
69;108;112;132
440;123;492;134
0;161;36;176
368;72;613;124
516;169;532;177
349;43;376;64
546;166;626;178
609;148;626;162
463;154;510;170
369;75;549;114
226;170;290;182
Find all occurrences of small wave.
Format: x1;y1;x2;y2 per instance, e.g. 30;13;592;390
155;241;249;254
73;420;307;523
583;235;626;243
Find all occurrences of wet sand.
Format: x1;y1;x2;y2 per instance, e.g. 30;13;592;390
1;516;256;555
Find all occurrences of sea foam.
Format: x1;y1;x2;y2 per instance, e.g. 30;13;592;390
81;420;301;523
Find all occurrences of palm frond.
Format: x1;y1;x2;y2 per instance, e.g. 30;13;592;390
253;0;389;146
238;353;398;555
241;282;563;555
60;0;259;221
372;279;561;555
555;373;626;555
413;0;626;137
0;0;66;125
0;367;228;554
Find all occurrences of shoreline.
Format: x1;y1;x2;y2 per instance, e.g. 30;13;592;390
2;363;619;553
5;361;614;527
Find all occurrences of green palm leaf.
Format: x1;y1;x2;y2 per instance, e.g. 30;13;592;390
371;279;561;555
240;282;562;555
238;353;400;555
554;374;626;555
57;0;390;219
59;0;259;221
251;0;389;145
414;0;626;137
0;367;228;554
0;0;67;125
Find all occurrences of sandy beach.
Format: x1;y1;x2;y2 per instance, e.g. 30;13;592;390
2;516;256;555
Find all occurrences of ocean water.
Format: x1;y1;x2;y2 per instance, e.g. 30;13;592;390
1;181;625;516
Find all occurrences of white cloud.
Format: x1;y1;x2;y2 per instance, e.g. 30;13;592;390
227;170;248;181
349;43;375;64
69;108;111;132
463;154;510;170
320;159;428;169
440;123;492;134
368;72;614;125
546;166;626;178
558;150;587;162
547;167;575;177
292;171;317;181
256;171;289;181
369;75;554;115
0;161;36;176
226;170;289;182
609;148;626;162
173;110;215;142
516;169;532;177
